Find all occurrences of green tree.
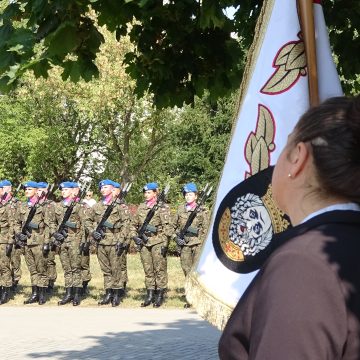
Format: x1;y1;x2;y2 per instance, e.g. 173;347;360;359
0;1;358;107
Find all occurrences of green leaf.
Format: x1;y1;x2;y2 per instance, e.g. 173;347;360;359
45;22;81;57
199;0;226;29
0;51;15;73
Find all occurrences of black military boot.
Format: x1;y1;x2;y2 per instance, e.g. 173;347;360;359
58;287;73;305
0;286;11;305
111;288;125;307
153;289;166;308
98;288;113;305
72;287;82;306
38;287;47;305
47;279;55;295
141;289;155;307
82;280;90;297
24;286;39;304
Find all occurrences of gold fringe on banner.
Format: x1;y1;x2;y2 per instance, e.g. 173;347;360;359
184;0;275;331
185;271;233;331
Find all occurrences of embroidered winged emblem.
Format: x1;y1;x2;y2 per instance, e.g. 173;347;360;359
244;104;276;178
261;34;306;95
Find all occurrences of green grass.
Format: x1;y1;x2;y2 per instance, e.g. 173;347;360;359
9;254;188;307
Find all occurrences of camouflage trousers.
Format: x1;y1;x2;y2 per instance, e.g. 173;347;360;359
47;250;57;283
140;242;168;290
121;251;128;285
59;242;82;288
81;253;91;283
180;244;202;277
11;246;24;283
97;244;124;290
24;245;49;288
0;244;12;287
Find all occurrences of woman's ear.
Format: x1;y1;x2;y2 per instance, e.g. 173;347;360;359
288;142;310;178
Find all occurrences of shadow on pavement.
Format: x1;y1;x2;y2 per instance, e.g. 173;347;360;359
27;317;220;360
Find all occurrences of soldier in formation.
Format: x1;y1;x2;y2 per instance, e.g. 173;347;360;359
173;183;209;307
0;180;15;304
89;179;131;307
0;179;210;307
14;181;51;305
50;182;88;306
130;182;172;308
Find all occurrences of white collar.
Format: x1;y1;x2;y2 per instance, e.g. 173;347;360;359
301;203;360;224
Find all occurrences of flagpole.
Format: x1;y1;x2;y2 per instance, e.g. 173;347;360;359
298;0;320;107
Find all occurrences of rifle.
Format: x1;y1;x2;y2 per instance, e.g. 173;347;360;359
94;182;132;245
12;183;22;199
176;183;213;254
15;185;49;246
135;184;170;250
51;182;90;249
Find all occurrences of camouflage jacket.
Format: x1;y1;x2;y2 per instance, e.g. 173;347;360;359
130;202;172;247
173;204;209;246
87;200;131;246
14;201;51;246
49;200;88;244
0;202;14;244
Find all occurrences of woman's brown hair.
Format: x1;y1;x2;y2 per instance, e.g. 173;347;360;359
292;95;360;202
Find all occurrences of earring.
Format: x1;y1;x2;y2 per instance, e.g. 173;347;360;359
288;173;292;178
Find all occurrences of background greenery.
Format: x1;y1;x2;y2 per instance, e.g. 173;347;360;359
0;1;358;205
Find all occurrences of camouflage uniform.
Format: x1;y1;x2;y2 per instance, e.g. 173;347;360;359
88;199;131;304
0;200;14;303
49;200;89;304
39;198;57;290
80;202;92;291
15;201;50;303
130;202;172;293
6;198;23;288
173;204;209;276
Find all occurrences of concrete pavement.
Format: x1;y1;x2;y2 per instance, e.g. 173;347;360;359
0;307;221;360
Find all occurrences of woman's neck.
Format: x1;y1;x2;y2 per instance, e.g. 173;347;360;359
287;193;350;226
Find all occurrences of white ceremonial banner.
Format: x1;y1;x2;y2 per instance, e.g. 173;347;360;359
186;0;343;330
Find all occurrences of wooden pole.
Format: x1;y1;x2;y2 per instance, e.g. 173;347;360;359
297;0;319;107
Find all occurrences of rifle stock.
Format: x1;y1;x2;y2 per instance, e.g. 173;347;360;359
176;184;212;252
137;184;170;239
94;182;132;236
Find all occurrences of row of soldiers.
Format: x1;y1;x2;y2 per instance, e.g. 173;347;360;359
0;179;209;307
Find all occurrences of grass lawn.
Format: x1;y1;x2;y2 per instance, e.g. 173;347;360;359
10;254;188;308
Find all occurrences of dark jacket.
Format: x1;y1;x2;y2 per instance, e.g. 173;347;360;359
219;210;360;360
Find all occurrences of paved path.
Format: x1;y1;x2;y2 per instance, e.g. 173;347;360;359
0;307;221;360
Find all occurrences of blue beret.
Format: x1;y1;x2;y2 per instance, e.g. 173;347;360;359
37;182;48;189
0;181;4;188
1;179;12;187
143;182;158;191
183;182;198;193
99;179;114;188
112;181;121;189
59;181;75;189
23;181;39;189
72;182;80;188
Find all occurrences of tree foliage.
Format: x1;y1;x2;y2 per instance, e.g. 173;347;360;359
0;0;358;108
0;23;235;205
